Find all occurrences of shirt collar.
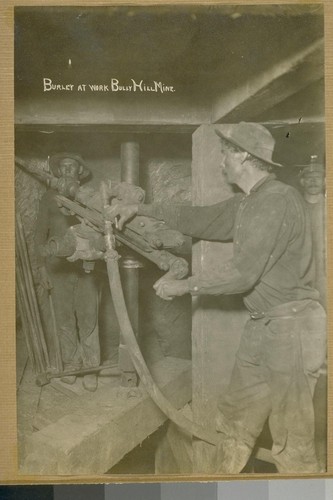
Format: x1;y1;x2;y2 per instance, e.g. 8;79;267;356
250;173;276;193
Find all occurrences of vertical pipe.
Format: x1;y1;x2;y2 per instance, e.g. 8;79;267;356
119;141;141;384
120;141;141;339
121;142;140;185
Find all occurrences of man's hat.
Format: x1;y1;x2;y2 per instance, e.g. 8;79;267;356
49;153;90;179
298;155;325;177
215;122;282;167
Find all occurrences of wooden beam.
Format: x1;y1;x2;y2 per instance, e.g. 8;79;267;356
15;94;211;127
191;125;249;473
260;116;325;126
212;38;324;123
15;123;198;134
21;357;191;475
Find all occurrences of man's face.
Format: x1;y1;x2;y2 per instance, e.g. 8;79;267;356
58;158;80;179
301;172;325;196
220;144;245;185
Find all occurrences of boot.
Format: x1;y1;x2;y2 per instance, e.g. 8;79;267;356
83;373;98;392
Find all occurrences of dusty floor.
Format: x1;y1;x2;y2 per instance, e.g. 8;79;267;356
17;327;327;476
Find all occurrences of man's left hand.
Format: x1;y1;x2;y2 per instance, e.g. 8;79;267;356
153;278;190;301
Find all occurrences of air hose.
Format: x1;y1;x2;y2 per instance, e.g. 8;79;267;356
100;182;217;446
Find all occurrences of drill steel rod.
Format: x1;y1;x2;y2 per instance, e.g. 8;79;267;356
16;158;186;273
16;257;46;373
48;294;63;372
16;214;50;370
16;277;38;373
16;219;50;369
17;215;50;366
56;195;185;274
16;263;44;373
35;363;121;386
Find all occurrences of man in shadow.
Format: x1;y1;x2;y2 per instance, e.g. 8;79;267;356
35;153;100;392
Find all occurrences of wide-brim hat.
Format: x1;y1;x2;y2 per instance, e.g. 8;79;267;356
215;122;282;167
297;158;325;177
49;153;90;179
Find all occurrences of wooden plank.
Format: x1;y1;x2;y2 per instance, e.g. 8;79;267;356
191;125;249;473
212;38;324;123
32;373;122;430
21;357;191;475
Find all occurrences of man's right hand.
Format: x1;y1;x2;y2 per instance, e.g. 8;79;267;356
105;204;139;230
38;266;53;290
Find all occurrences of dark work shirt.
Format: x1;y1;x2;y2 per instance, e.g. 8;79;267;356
138;175;319;312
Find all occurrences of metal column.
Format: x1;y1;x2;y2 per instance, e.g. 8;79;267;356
119;141;142;386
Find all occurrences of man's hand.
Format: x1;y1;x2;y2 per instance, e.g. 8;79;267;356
67;248;104;262
37;266;53;290
105;204;139;230
54;178;80;198
153;277;190;301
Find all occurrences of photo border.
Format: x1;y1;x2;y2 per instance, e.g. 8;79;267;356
1;0;332;484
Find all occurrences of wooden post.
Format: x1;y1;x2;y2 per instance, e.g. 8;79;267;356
191;125;249;473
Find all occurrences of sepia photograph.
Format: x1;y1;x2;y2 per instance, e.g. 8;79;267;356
13;3;327;479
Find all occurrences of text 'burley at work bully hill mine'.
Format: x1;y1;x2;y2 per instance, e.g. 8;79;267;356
43;78;176;93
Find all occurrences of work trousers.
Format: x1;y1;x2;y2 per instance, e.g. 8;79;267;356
215;300;326;474
48;262;100;369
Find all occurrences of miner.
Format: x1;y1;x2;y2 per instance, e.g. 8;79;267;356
299;156;326;307
106;122;326;473
35;153;100;392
